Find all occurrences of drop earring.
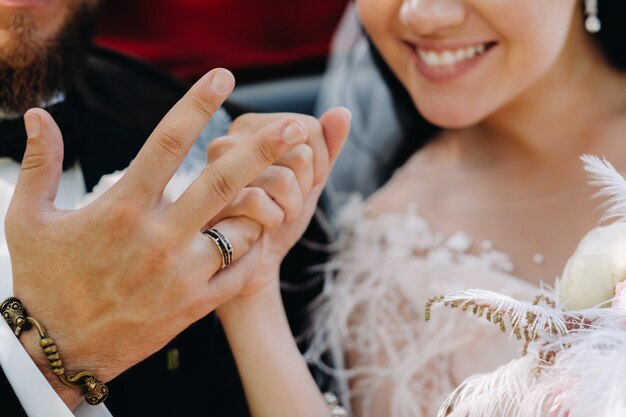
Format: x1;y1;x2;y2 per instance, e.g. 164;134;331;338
584;0;601;33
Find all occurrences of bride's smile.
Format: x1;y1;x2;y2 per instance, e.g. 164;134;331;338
358;0;583;128
404;39;497;83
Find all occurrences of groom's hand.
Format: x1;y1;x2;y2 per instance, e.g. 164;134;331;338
5;69;309;409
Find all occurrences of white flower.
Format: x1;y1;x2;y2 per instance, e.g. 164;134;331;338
558;223;626;310
612;281;626;310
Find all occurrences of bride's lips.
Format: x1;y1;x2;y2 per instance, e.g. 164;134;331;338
403;40;498;83
0;0;52;9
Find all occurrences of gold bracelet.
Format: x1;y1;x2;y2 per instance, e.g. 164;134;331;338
1;297;108;405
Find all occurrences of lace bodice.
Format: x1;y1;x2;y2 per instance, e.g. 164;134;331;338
307;196;540;417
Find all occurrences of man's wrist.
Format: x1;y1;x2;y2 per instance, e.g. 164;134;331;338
20;330;83;410
5;294;114;409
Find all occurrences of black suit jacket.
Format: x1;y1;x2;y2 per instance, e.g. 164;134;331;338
0;47;330;417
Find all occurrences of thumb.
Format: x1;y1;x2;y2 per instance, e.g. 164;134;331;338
319;107;351;167
12;108;64;212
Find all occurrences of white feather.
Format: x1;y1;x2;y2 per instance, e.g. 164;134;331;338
437;354;547;417
581;154;626;221
438;305;626;417
534;326;626;417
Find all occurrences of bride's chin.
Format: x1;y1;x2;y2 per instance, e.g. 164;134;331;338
418;106;486;130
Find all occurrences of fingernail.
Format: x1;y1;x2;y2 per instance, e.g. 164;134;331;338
24;113;41;139
210;69;235;95
282;121;308;145
338;107;352;122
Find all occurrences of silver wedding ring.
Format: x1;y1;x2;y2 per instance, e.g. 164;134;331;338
202;228;233;269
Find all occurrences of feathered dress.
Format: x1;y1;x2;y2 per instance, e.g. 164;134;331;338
307;156;626;417
306;196;539;417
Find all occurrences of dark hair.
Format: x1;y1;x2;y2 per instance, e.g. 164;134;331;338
371;0;626;168
591;0;626;70
368;39;437;169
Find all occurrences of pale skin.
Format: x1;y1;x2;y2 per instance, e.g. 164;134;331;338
214;111;351;417
216;1;626;417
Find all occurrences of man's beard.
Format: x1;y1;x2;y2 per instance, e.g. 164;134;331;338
0;2;98;115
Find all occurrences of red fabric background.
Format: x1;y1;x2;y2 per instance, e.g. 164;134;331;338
96;0;348;81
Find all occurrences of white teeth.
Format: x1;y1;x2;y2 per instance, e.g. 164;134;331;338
416;43;490;68
441;51;455;66
425;51;439;67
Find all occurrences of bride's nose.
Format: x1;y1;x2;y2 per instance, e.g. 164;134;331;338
399;0;466;35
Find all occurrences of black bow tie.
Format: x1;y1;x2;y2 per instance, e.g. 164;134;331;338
0;101;80;171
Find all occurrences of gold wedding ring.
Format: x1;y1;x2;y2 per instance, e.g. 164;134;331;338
202;228;233;269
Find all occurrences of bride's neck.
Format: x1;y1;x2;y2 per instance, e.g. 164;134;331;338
453;31;626;169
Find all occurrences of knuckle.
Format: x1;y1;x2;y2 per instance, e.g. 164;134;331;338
291;144;314;170
19;151;50;173
148;242;178;269
242;187;266;212
208;170;239;204
105;200;141;229
275;167;298;195
188;94;217;119
154;126;188;159
254;138;281;165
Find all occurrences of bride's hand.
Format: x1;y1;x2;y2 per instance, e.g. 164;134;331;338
209;108;351;303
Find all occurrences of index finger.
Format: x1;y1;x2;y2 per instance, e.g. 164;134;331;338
231;112;329;184
118;69;235;200
168;117;310;234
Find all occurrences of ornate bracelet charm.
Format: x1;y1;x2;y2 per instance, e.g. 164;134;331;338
1;297;108;405
324;392;348;417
